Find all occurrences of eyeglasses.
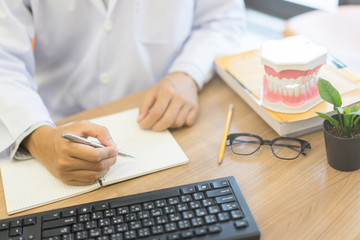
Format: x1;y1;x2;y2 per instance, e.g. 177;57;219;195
226;133;311;160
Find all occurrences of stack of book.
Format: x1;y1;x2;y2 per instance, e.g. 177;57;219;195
215;49;360;137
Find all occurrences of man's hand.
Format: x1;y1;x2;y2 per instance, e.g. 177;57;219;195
22;121;118;186
137;72;199;131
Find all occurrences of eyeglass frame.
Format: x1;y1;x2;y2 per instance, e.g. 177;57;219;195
226;133;311;160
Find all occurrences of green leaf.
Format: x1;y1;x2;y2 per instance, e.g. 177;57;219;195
350;104;360;112
315;112;339;127
318;78;342;108
354;117;360;126
344;113;351;128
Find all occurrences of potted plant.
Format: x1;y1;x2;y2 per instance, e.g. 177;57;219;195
315;78;360;171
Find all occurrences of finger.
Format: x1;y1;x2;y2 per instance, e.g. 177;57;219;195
185;107;199;127
57;153;117;172
138;89;172;129
152;95;184;131
66;142;118;164
73;121;117;147
138;89;157;123
59;168;110;186
170;104;192;129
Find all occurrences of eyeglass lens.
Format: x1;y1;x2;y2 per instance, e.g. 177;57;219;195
231;135;302;160
231;135;261;155
271;138;302;160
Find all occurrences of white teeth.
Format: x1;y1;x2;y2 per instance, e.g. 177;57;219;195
300;85;306;94
288;87;294;96
266;73;318;97
294;87;299;96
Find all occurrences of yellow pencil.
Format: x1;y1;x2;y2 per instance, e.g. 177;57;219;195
218;104;233;165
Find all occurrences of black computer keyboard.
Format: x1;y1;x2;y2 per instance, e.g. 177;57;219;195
0;176;260;240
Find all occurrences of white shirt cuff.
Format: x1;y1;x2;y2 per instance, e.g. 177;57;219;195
12;121;55;160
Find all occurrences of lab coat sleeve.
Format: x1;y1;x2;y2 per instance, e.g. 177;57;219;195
168;0;246;89
0;1;54;158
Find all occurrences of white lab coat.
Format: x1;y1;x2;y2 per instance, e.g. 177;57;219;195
0;0;246;158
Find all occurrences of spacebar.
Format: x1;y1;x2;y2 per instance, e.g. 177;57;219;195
42;226;71;238
109;188;180;208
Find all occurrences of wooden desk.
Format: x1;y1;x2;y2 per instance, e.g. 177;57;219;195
1;76;360;239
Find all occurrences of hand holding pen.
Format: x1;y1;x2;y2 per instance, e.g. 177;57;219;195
21;121;120;186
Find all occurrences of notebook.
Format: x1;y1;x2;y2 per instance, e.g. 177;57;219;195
0;108;189;215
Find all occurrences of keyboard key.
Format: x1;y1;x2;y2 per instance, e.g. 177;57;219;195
137;227;151;238
234;220;248;229
78;206;92;214
103;226;115;235
197;183;211;191
209;225;222;233
0;222;9;231
9;227;22;237
116;223;129;232
155;199;167;208
208;206;221;214
230;210;244;219
193;192;205;200
178;220;190;230
42;217;76;230
181;230;194;238
167;233;180;240
43;212;60;222
195;226;207;236
94;202;109;211
10;219;22;228
215;194;236;204
218;212;230;222
42;226;70;238
62;208;77;218
89;228;102;237
189;201;201;210
117;206;129;215
104;209;116;217
75;230;88;240
163;206;175;214
180;195;192;203
23;217;37;226
212;180;229;189
164;222;177;232
221;202;239;211
206;188;232;198
130;204;142;212
110;233;123;240
151;225;164;235
168;197;180;205
195;208;207;217
124;230;136;240
142;218;155;227
181;186;196;194
143;202;155;210
204;215;217;224
191;217;204;227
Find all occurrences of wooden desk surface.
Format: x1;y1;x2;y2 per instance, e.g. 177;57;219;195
1;76;360;239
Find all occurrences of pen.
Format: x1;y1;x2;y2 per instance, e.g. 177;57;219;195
218;104;233;165
61;132;136;158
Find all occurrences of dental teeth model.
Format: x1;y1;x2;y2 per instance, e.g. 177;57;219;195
260;39;327;113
